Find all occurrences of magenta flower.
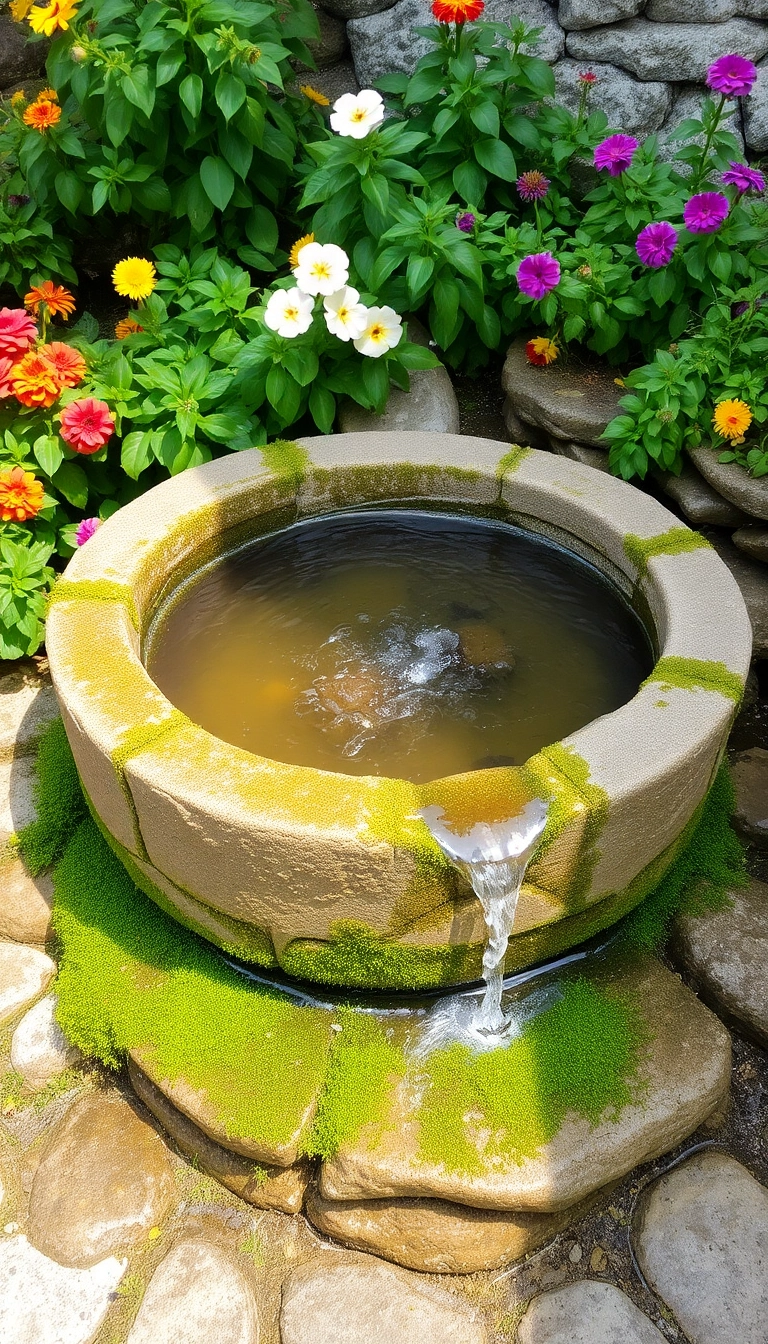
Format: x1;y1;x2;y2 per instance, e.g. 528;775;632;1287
455;211;475;233
516;170;550;202
517;252;561;300
75;517;102;546
706;53;757;98
635;221;678;268
722;161;766;193
683;192;730;233
594;133;638;177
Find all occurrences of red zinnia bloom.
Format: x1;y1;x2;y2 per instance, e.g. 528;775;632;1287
0;357;15;399
578;71;597;85
39;341;86;388
0;307;37;360
59;397;115;454
431;0;483;23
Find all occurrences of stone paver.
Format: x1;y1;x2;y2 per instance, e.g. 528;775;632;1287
0;941;55;1027
689;445;768;521
0;1234;126;1344
635;1152;768;1344
11;995;81;1091
0;675;58;764
517;1280;665;1343
0;756;38;846
0;857;54;944
280;1258;487;1344
730;748;768;847
733;525;768;565
126;1239;259;1344
28;1090;175;1268
675;878;768;1045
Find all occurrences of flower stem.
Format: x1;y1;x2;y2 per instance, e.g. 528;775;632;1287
692;93;726;191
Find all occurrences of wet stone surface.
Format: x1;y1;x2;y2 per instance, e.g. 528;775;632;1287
731;749;768;848
125;1238;260;1344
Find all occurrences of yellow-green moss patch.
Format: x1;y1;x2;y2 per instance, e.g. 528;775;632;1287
260;439;310;486
642;656;743;704
497;446;531;477
49;579;139;628
280;920;484;989
623;527;711;577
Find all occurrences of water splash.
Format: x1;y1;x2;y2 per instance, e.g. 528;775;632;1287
416;796;549;1048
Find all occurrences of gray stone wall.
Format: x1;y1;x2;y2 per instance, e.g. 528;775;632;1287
304;0;768;151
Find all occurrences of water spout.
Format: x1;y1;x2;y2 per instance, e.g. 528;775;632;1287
417;796;549;1044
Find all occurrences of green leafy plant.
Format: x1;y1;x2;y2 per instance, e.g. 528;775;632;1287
0;533;54;659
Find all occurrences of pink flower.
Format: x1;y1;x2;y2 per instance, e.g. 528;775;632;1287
0;357;14;399
75;516;102;546
706;53;757;98
635;221;678;268
516;170;550;202
594;133;638;176
517;252;561;299
455;211;475;232
683;192;730;234
59;398;115;454
722;161;765;193
0;308;37;360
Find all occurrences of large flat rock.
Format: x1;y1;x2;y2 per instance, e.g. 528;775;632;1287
733;525;768;565
126;1239;259;1344
319;954;730;1212
339;365;459;435
0;857;53;944
745;54;768;151
0;940;55;1026
0;1234;125;1344
674;878;768;1045
565;17;768;82
280;1259;488;1344
28;1090;175;1268
689;446;768;522
558;0;642;30
635;1152;768;1344
0;755;38;845
731;749;768;847
0;673;58;763
657;464;749;528
517;1280;665;1342
501;340;623;446
705;531;768;658
11;994;81;1091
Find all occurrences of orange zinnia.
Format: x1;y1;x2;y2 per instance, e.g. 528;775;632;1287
24;280;75;319
114;316;144;339
431;0;484;22
0;466;45;522
10;351;61;408
22;98;61;132
40;341;86;388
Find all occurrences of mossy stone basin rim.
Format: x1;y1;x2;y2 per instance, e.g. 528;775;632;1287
44;432;753;991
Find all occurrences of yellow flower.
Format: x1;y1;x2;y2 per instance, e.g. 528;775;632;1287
112;256;156;301
713;398;752;441
300;84;330;107
288;233;314;269
8;0;35;20
28;0;78;35
10;90;26;108
39;87;58;102
525;336;559;366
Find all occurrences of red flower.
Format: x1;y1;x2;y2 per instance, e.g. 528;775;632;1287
431;0;483;22
39;341;86;388
0;307;37;360
578;71;597;85
59;397;115;454
0;357;15;399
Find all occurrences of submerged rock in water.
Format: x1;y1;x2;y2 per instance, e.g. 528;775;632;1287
457;623;515;677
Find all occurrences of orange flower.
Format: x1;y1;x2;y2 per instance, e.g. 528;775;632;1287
300;84;330;107
431;0;484;22
22;98;61;132
114;316;144;339
39;341;86;388
10;351;61;408
24;281;76;320
0;466;44;522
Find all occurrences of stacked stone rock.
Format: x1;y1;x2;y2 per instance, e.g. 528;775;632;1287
298;0;768;153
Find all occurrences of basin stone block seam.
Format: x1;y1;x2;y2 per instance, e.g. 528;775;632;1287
45;437;752;989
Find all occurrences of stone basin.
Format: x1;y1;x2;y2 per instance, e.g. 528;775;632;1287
45;432;752;991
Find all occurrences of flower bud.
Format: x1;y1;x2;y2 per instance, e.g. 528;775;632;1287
71;43;87;60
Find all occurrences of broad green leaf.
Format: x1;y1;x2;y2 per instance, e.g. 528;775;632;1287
200;155;235;209
473;136;516;181
179;72;204;119
52;462;88;509
216;71;246;121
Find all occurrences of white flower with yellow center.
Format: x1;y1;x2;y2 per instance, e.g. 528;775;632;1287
330;90;385;140
324;286;369;342
263;287;314;338
293;242;349;298
353;305;403;358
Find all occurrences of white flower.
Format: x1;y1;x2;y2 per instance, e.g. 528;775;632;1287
324;286;369;342
293;242;349;298
263;287;314;338
353;305;403;358
330;89;385;140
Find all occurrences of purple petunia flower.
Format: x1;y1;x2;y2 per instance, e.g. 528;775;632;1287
706;53;757;98
593;133;639;177
683;192;730;233
455;211;476;233
635;221;678;268
722;161;766;193
517;252;561;300
516;170;550;202
75;517;102;546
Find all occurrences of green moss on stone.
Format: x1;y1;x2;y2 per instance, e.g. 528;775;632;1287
49;579;139;629
111;711;190;780
309;1009;407;1160
280;919;484;990
16;717;86;875
496;446;531;477
623;527;711;578
535;743;610;908
260;439;309;487
305;463;485;511
642;656;743;704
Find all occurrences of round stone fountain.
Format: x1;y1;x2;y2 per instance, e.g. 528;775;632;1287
46;432;751;991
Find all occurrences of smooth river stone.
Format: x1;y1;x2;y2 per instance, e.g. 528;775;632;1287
126;1239;260;1344
11;994;81;1091
674;879;768;1046
635;1152;768;1344
128;1057;310;1214
0;940;55;1026
339;364;460;435
733;525;768;565
0;1234;126;1344
688;446;768;521
517;1281;666;1343
280;1259;488;1344
0;857;54;944
656;464;750;528
0;673;58;764
318;954;730;1211
0;756;38;846
730;749;768;847
501;338;623;446
28;1089;175;1268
